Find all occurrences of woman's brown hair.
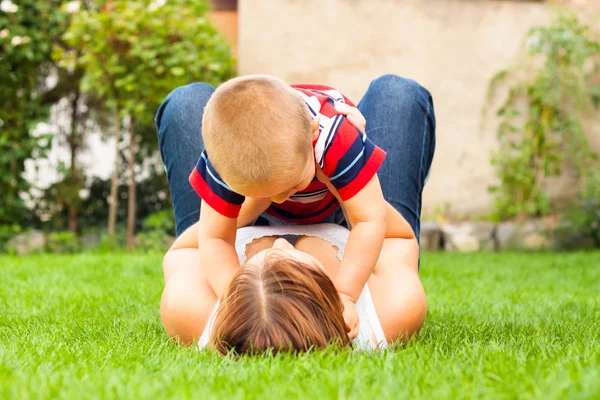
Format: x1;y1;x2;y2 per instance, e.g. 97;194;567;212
211;252;350;355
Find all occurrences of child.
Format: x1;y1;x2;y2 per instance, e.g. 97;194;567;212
188;75;416;338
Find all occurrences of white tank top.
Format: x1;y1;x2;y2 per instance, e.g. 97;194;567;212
199;223;387;351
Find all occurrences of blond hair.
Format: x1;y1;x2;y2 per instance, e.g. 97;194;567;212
212;253;350;355
202;75;313;188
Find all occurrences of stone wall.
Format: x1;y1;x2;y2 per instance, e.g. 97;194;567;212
238;0;600;218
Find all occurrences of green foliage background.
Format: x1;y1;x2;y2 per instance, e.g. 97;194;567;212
487;14;600;224
1;0;235;250
0;1;67;240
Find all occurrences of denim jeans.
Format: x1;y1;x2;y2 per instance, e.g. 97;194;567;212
155;74;436;243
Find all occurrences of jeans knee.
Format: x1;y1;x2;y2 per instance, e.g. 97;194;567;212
169;82;215;105
155;82;215;131
369;74;431;105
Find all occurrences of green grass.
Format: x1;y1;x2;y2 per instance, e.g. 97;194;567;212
1;252;599;399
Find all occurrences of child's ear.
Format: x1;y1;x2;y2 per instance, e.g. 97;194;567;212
311;116;320;141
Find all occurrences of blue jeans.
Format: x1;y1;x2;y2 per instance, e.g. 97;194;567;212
156;74;436;243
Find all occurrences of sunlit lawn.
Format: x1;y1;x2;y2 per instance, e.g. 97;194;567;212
1;251;599;399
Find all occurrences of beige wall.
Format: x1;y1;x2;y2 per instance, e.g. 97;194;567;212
238;0;600;218
209;10;239;56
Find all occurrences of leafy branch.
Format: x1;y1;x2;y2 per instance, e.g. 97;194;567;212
485;13;600;222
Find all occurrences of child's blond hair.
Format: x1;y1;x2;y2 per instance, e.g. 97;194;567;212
202;75;313;189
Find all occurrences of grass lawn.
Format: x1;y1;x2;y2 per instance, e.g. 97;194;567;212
1;252;599;399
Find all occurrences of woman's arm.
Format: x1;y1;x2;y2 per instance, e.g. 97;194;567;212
384;202;415;240
169;222;200;251
368;237;426;344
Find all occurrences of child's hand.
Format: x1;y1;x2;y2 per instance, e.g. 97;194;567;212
339;293;359;340
334;102;367;133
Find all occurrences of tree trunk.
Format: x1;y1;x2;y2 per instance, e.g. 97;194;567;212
107;108;122;243
68;90;80;234
127;118;137;252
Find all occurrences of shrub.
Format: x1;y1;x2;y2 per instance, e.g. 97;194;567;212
136;230;174;252
485;13;600;221
141;209;175;235
561;181;600;248
136;210;175;252
45;231;80;253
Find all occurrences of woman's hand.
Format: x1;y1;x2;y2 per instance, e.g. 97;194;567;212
334;102;367;133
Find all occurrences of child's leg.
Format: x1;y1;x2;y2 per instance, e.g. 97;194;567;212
357;74;436;242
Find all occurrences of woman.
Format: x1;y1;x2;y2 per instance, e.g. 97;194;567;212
157;74;436;353
163;222;422;353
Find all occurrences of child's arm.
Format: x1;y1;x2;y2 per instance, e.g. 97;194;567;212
197;202;241;298
316;168;385;338
317;167;413;301
331;101;415;241
168;198;272;252
333;175;387;303
319;168;415;338
237;197;271;228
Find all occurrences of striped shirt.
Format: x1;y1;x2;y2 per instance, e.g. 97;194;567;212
189;84;387;224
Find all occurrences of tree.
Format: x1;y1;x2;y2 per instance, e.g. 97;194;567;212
34;87;107;234
0;0;67;244
62;0;235;249
38;163;172;236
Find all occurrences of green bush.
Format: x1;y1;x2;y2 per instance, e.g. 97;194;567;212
561;182;600;248
486;13;600;221
0;224;21;253
45;231;80;253
141;209;174;235
136;230;174;252
0;1;66;232
136;210;175;252
91;229;128;253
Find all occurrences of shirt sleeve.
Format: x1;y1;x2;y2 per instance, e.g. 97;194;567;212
188;151;245;218
320;116;387;201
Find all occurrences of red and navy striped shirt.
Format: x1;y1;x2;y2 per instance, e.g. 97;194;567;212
189;84;387;224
